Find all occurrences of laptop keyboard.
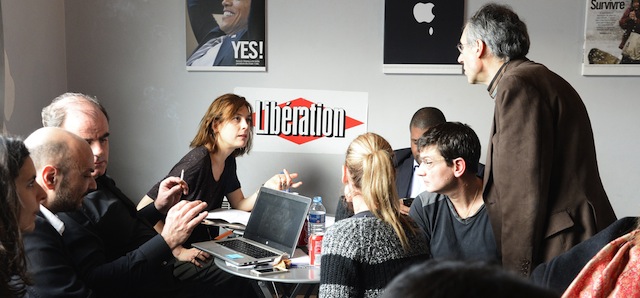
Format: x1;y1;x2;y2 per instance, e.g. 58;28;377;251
219;239;278;259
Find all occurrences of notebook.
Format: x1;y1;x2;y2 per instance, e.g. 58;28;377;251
192;187;312;266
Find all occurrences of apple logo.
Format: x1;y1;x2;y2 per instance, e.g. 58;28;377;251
414;2;436;35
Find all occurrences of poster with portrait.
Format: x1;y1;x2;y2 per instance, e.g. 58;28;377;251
582;0;640;75
185;0;266;72
383;0;464;74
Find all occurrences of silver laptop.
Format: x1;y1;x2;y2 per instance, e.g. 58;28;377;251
192;187;312;266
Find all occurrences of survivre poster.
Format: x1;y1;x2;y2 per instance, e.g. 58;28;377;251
185;0;266;72
583;0;640;75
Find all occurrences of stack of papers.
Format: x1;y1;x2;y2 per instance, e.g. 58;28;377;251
206;208;251;225
289;248;311;267
203;208;250;230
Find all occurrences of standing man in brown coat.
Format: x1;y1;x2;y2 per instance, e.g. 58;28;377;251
456;3;617;276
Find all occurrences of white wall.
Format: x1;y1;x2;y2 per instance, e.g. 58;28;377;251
2;0;67;134
4;0;639;216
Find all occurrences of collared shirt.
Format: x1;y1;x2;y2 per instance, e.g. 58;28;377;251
409;160;427;198
39;204;65;235
487;61;510;99
188;35;227;66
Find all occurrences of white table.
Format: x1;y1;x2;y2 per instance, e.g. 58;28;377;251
214;257;320;298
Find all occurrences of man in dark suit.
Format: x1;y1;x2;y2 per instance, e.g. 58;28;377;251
336;107;447;220
23;127;97;297
395;107;448;200
23;126;208;297
457;4;617;276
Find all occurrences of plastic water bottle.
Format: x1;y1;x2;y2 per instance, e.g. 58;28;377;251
308;196;326;266
307;196;326;235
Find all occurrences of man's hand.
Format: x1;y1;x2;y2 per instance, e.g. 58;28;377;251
173;246;211;267
398;199;411;215
160;200;207;250
154;176;189;214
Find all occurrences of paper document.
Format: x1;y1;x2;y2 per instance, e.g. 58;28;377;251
290;248;311;266
206;208;251;226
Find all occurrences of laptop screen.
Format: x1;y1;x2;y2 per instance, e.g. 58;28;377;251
242;187;311;256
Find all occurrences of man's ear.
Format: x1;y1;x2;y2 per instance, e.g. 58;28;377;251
452;158;467;178
40;165;58;190
476;39;487;58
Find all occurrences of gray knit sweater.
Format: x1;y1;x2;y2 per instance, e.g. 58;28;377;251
319;215;429;298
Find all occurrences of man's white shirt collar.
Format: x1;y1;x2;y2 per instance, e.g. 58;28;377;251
39;205;65;235
410;159;427;198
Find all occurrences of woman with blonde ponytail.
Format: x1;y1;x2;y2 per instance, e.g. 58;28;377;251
319;133;429;298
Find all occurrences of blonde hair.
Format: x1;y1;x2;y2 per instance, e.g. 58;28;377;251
345;132;415;250
190;93;253;156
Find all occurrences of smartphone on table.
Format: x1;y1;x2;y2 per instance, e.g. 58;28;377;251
250;267;289;277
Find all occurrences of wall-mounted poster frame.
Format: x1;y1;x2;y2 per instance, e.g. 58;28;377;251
582;0;640;76
383;0;463;74
185;0;266;72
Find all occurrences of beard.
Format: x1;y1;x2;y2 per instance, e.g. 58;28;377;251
49;179;83;213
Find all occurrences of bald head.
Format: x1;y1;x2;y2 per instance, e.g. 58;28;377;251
42;92;109;128
24;127;96;213
42;93;111;177
25;127;86;169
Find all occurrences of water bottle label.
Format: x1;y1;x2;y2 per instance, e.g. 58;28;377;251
308;213;325;224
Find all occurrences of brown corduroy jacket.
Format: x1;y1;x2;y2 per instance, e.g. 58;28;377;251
482;59;617;276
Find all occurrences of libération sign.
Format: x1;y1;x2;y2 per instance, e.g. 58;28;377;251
235;87;368;154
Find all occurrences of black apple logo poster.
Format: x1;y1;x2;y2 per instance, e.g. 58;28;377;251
384;0;464;73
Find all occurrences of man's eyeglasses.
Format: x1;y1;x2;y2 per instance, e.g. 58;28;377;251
420;158;447;169
456;42;469;53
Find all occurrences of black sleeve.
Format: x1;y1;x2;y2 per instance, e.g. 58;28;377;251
59;214;175;295
187;0;219;43
24;218;95;298
138;203;165;225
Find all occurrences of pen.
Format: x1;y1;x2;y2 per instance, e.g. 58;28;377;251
215;229;234;240
280;171;290;192
180;169;184;181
